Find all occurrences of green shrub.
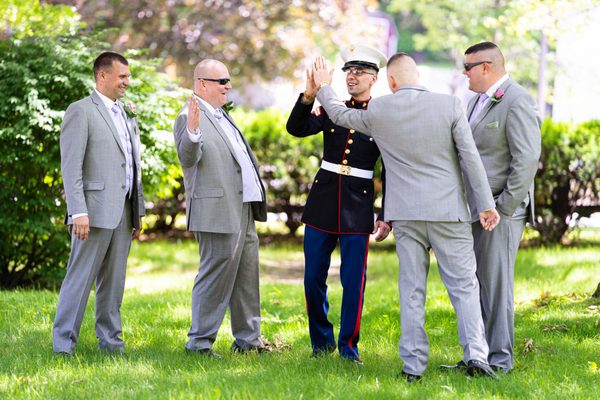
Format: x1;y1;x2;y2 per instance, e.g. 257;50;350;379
535;119;600;243
0;33;185;288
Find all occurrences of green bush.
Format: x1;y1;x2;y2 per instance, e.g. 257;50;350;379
233;108;322;235
0;33;185;288
535;119;600;243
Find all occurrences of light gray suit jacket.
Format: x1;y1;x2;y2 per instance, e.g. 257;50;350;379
466;78;541;224
174;100;267;233
317;84;495;222
60;91;145;230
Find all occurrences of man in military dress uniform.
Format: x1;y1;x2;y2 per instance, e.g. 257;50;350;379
286;45;390;365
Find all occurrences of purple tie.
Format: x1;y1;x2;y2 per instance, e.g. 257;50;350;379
469;93;489;123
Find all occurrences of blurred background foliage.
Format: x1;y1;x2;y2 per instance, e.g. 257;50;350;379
1;0;598;288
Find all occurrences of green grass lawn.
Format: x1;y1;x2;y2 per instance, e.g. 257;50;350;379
1;238;598;399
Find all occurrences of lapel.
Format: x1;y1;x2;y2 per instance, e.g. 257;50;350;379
470;79;513;130
90;91;126;156
196;100;239;163
119;104;141;166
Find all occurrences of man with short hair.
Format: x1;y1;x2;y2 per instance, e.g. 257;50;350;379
314;53;500;381
455;42;541;373
286;45;391;365
174;59;267;358
53;51;145;355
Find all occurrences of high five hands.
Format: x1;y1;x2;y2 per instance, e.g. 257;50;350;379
479;208;501;231
312;56;334;88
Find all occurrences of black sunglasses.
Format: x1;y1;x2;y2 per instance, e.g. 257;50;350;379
199;78;231;85
463;61;492;71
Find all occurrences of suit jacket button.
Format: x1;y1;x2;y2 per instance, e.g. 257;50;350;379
238;190;243;194
121;163;126;168
121;185;126;189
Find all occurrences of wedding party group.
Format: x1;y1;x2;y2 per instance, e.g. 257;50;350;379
52;41;541;382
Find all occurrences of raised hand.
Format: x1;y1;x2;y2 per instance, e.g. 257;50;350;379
302;68;318;103
312;56;334;88
479;208;501;231
187;96;201;133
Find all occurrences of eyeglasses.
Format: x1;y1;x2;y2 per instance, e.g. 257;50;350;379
343;68;376;77
463;61;492;71
199;78;231;85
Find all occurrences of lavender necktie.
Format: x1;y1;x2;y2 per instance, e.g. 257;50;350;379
469;93;489;123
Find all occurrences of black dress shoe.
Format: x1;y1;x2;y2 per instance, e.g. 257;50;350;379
439;360;467;370
311;344;336;358
231;341;269;354
399;370;422;383
466;360;499;379
186;347;223;359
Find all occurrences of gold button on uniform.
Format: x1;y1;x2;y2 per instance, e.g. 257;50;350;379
363;190;367;194
330;128;335;132
348;139;353;144
369;137;374;141
345;149;350;154
342;159;348;165
349;129;355;134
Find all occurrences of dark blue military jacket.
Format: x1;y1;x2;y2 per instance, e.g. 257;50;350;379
286;93;386;234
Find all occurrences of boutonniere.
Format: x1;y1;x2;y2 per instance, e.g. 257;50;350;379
124;102;137;119
490;88;504;103
222;101;235;114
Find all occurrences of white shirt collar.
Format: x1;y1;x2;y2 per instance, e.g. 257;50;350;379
485;74;509;98
95;89;119;110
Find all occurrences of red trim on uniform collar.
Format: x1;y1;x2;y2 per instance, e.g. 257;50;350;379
345;97;371;109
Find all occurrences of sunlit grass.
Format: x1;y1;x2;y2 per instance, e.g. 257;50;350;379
0;238;598;399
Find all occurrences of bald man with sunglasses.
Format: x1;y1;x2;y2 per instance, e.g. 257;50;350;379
174;59;267;358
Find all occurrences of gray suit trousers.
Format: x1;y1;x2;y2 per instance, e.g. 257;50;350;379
393;220;489;375
53;198;133;354
186;203;261;351
473;215;525;369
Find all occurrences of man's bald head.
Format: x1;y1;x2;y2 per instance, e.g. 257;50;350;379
193;59;227;81
193;59;232;108
386;53;419;93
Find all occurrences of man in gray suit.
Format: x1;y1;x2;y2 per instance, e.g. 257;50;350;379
458;42;541;373
53;52;145;355
174;59;267;358
313;54;500;381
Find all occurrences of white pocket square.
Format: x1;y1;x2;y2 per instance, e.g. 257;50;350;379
485;121;499;129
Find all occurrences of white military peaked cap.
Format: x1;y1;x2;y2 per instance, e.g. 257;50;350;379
341;44;387;71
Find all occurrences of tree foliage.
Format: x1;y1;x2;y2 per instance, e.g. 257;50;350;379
56;0;381;86
0;3;185;288
535;119;600;243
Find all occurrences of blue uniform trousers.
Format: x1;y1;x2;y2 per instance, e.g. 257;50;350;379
303;225;369;359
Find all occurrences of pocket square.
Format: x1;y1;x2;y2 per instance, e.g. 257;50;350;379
485;121;499;129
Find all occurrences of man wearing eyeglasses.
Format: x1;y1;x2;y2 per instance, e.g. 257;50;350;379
286;45;391;365
442;42;541;373
173;59;267;358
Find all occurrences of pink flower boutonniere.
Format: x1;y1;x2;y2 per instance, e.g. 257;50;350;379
490;88;505;103
124;102;137;119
